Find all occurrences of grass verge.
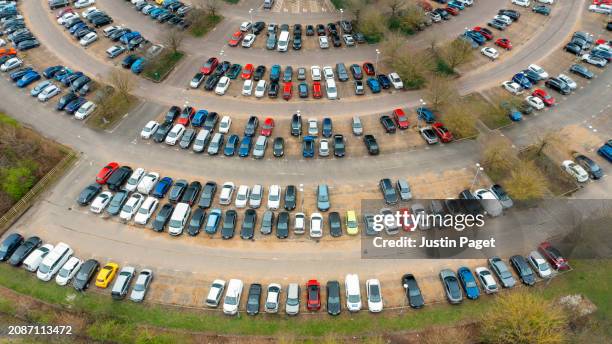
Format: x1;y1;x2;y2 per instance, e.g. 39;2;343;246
86;89;138;130
190;14;223;38
143;51;185;82
329;0;346;10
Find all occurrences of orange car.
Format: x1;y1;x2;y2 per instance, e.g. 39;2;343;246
0;48;17;58
228;31;243;47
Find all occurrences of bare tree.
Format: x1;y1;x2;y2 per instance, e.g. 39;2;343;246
106;69;135;101
345;0;368;24
424;73;457;110
440;105;478;139
535;131;563;156
206;0;221;16
391;51;428;89
481;135;519;179
505;161;549;201
385;0;406;17
357;7;386;42
441;38;475;71
163;29;185;54
400;4;426;32
380;31;406;64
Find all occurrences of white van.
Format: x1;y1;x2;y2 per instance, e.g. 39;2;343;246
345;274;362;312
277;30;290;52
192;129;211;153
37;242;73;282
263;0;274;10
168;202;191;236
326;79;338;100
223;279;244;315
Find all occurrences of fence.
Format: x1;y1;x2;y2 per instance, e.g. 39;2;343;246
0;152;78;235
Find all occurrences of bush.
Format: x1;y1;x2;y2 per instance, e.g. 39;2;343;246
0;163;38;201
87;319;135;344
504;160;549;201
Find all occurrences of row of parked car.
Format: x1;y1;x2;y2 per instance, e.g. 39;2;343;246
54;3;114;47
125;0;192;30
564;31;610;66
1;2;40;51
0;233;153;302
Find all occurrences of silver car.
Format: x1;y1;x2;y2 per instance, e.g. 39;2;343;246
488;256;516;288
397;179;412;201
253;135;268;159
285;283;300;315
207;132;224;155
352;116;363;135
249;184;263;208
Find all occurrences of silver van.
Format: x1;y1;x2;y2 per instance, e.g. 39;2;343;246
285;283;300;315
111;266;135;300
207;132;224;155
192;129;211;153
263;0;274;10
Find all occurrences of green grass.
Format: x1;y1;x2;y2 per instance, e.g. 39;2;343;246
0;113;19;127
143;51;184;82
329;0;346;10
190;14;222;38
87;93;138;130
223;0;240;3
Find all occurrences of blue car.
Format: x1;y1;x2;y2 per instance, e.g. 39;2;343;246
65;97;87;114
377;74;391;89
69;22;87;35
465;31;485;45
417;107;436;123
224;134;239;156
238;136;252;157
457;267;479;300
521;69;542;84
120;32;141;45
512;73;532;89
270;64;281;82
9;67;34;82
597;140;612;163
16;71;41;88
131;58;146;74
152;177;173;198
54;69;72;81
322;118;333;138
43;65;64;79
508;108;523;121
149;8;164;18
367;77;381;93
61;71;83;86
204;208;222;234
302;135;315;158
192;110;208;127
448;1;465;10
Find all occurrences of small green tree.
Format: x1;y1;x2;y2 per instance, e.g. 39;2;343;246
0;165;37;201
440;105;478;139
424;73;457;110
441;38;475;71
357;8;386;43
504;160;549;201
391;52;428;89
481;136;519;179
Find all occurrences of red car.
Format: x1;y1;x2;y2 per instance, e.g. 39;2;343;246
472;26;493;40
200;57;219;75
312;81;322;98
538;242;570;271
398;208;415;232
392;108;410;129
362;62;375;76
417;0;433;12
495;38;512;50
432;122;453;143
228;31;243;47
177;106;195;126
306;280;321;311
96;162;119;184
445;6;459;16
532;89;555;106
593;0;612;5
260;117;275;136
241;64;254;79
56;7;74;18
282;82;292;101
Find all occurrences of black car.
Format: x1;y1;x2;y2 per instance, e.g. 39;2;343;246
328;212;342;237
77;183;102;206
268;82;279;98
273;137;284;157
575;154;603;179
106;190;129;216
204;74;221;90
198;182;217;209
165;106;181;124
380;115;396;133
73;259;99;291
377;74;391;89
203;112;219;131
333;134;345;157
260;211;274;235
246;283;262;315
458;189;484;215
326;280;341;316
253;65;266;81
316;24;326;36
284;185;296;211
510;255;536;286
253;21;265;35
106;166;133;191
292;35;302;50
402;274;425;309
221;209;237;239
240;209;257;240
17;39;40;51
43;65;64;79
305;24;315;36
8;236;41;266
0;233;24;261
331;34;341;47
545;77;570;95
187;207;205;236
564;43;582;55
569;64;594;79
169;179;188;203
487;19;506;31
498;9;520;21
244;116;259;137
55;92;78;111
291;113;302;136
433;8;450;20
121;54;139;68
152;203;174;232
181;181;202;206
213;61;231;76
379;178;399;205
153;122;172;143
364;135;379;155
179;129;196;149
276;211;290;239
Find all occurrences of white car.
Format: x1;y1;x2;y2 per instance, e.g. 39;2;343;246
589;4;612;14
219;182;235;205
79;32;98;46
165;124;186;145
30;80;53;97
205;279;226;307
528;251;553;278
308;118;318;135
265;283;282;313
249;184;263;208
58;13;78;25
23;244;54;272
190;73;205;88
537;0;553;4
254;79;267;98
0;38;5;47
137;172;159;194
83;7;101;19
343;34;355;46
318;36;329;49
322;66;334;80
309;213;323;238
366;279;383;313
90;191;113;213
294;212;305;234
120;193;145;221
557;74;577;90
75;0;95;9
494;15;512;26
527;64;549;79
241;33;256;48
75;101;96;120
325;79;338;100
133;196;159;225
319;139;329;157
242;79;253;96
481;47;499;60
473;189;503;217
223;279;243;315
345;274;362;312
215;76;230;95
581;53;607;67
240;21;252;32
125;168;145;192
502;81;523;95
474;267;498;294
55;256;82;286
235;185;250;208
37;84;61;102
140;121;159;139
512;0;530;6
561;160;589;183
219;116;231;133
267;184;281;210
524;95;545;110
1;57;22;72
388;72;403;89
310;65;322;81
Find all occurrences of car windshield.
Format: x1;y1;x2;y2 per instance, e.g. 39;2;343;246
169;219;182;228
466;281;477;288
58;266;72;278
134;281;145;292
38;263;50;274
225;295;237;305
76;269;89;280
138;206;148;214
122;205;132;213
287;297;299;306
348;294;360;303
539;263;549;271
369;285;381;302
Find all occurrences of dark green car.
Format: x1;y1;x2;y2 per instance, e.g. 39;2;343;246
532;5;550;16
227;63;242;79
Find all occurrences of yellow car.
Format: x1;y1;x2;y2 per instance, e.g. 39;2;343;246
346;210;359;235
95;262;119;288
